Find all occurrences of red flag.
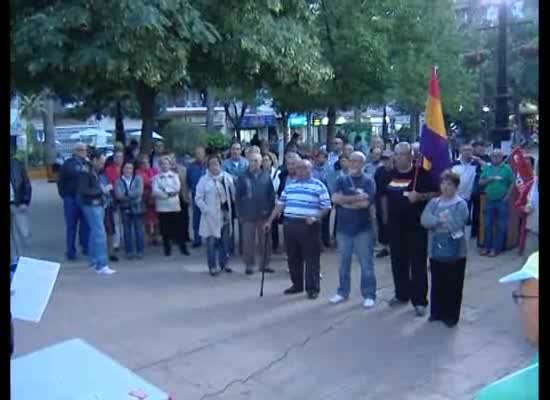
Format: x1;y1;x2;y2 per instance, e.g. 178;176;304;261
508;147;534;210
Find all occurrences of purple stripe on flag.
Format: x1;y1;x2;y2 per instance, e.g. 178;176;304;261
420;124;451;180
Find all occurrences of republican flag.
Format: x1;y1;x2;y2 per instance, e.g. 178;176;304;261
419;66;451;183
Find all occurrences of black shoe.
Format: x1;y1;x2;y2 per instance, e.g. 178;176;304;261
376;249;390;258
428;315;439;322
443;319;458;328
307;292;319;300
223;267;233;273
261;267;275;273
164;248;172;257
388;297;408;307
192;242;201;248
284;286;303;295
246;268;254;275
109;255;119;262
209;269;219;276
180;246;190;256
66;255;78;262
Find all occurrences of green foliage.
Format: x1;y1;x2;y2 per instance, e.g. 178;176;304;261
340;122;373;144
160;120;208;156
206;132;229;153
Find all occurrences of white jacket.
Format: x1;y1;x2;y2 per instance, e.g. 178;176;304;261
152;171;181;213
526;178;539;234
195;171;235;238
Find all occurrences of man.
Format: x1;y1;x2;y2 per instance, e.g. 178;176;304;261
329;152;377;308
470;140;490;238
373;150;393;258
364;147;382;178
223;142;249;178
10;150;32;264
476;252;538;399
523;162;538;258
223;142;248;256
187;146;207;247
78;151;116;275
265;159;331;299
343;143;354;159
57;143;90;260
168;151;191;255
312;150;332;248
150;141;165;170
260;139;278;168
383;142;439;316
328;137;344;168
236;152;276;275
104;150;124;256
479;149;514;257
451;143;482;226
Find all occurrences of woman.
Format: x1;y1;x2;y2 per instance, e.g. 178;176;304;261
421;170;469;328
262;153;281;252
152;156;185;256
99;170;118;263
195;155;235;276
114;161;145;259
135;155;159;246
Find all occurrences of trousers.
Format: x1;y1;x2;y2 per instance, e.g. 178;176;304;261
284;219;321;294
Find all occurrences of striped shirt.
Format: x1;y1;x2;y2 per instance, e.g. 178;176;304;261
279;178;331;219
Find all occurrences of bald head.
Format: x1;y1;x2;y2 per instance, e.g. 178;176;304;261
491;149;504;165
296;159;313;180
394;142;413;172
349;151;366;176
73;142;88;158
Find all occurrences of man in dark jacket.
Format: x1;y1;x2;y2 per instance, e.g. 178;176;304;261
78;150;116;275
57;142;90;260
187;146;207;247
236;152;276;275
10;152;32;263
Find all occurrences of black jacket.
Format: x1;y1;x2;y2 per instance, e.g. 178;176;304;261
235;170;275;222
77;164;104;207
57;155;87;198
10;158;32;206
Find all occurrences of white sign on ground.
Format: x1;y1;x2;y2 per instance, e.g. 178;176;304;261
10;257;60;323
11;339;170;400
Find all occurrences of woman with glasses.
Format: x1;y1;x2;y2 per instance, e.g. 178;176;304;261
421;170;469;327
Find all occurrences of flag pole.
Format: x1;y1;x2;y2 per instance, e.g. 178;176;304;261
412;156;421;191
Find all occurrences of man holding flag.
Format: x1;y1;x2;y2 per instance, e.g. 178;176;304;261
383;67;448;316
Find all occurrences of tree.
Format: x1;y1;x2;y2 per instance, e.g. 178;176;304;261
11;0;219;153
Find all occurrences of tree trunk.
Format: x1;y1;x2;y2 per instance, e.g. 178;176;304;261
115;100;126;144
410;110;420;142
205;87;215;132
41;94;56;166
306;111;313;150
353;107;361;123
381;104;388;142
136;83;158;155
223;102;247;142
326;105;337;151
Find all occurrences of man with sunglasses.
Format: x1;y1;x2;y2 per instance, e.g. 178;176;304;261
476;252;538;399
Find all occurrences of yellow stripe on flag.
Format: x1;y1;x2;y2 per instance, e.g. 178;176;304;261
425;95;446;139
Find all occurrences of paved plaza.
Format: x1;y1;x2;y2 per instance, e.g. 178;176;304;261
13;181;535;399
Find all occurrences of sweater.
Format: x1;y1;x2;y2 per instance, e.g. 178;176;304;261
421;195;469;259
152;171;181;213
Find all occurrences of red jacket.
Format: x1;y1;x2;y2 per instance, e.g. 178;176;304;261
104;164;121;186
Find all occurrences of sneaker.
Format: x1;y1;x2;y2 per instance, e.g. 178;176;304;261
223;267;233;273
363;298;375;308
376;249;390;258
209;268;220;276
488;251;498;258
96;266;116;275
245;268;254;275
479;249;489;256
307;292;319;300
284;286;303;295
329;294;347;304
109;255;119;262
414;306;427;317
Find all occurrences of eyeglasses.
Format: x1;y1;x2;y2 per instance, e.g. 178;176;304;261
512;290;538;305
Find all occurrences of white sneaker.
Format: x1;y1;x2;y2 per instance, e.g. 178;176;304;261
363;298;376;308
96;266;116;275
329;294;347;304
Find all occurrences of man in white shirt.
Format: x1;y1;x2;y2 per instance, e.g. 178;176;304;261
451;144;481;225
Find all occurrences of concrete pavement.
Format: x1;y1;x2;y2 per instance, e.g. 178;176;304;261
14;180;535;399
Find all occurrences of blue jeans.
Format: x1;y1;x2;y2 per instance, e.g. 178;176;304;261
192;199;202;246
63;196;89;258
121;212;145;257
81;205;108;270
206;224;229;271
483;198;509;252
336;229;376;299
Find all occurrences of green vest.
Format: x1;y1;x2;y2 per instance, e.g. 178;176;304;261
475;354;538;400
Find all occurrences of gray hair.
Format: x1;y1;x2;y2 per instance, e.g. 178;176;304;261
350;151;366;163
395;142;412;154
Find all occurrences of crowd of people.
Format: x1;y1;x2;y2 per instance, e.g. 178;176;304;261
49;131;539;327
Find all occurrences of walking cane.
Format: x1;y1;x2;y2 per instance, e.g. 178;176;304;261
259;230;269;297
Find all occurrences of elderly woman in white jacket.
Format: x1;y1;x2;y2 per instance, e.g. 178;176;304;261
152;156;186;257
195;154;236;276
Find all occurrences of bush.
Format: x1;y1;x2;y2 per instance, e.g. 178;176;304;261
340;122;373;144
206;132;229;154
160;120;208;156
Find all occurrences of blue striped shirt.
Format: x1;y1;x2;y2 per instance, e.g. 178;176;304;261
279;178;331;219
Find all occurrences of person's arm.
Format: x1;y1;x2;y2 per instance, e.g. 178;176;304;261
446;201;469;232
152;176;168;199
265;188;287;230
420;199;440;229
194;177;208;213
478;166;494;187
113;179;126;201
130;176;144;200
347;178;376;209
78;172;103;199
